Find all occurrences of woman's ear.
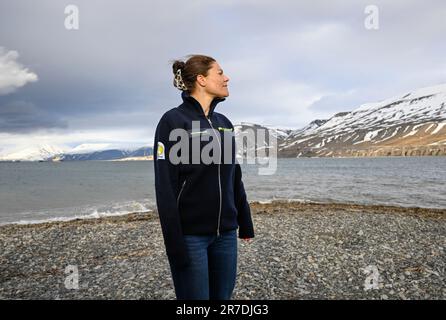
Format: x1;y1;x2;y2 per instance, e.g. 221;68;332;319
196;74;206;87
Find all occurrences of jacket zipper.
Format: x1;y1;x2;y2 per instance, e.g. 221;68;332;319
206;115;222;237
177;180;187;209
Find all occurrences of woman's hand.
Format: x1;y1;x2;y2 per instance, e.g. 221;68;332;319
242;237;253;242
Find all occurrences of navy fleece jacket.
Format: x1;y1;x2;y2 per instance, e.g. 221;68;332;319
153;91;255;269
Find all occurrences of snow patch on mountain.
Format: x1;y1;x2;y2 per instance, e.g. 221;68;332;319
0;143;69;161
432;122;446;134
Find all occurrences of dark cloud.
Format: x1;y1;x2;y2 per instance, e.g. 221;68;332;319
0;0;445;140
0;100;67;133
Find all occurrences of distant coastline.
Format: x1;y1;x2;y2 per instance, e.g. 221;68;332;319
1;152;446;163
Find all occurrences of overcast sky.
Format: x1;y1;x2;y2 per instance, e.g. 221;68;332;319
1;0;445;153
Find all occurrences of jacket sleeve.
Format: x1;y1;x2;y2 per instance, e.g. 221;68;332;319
229;119;254;239
234;162;255;238
153;115;190;269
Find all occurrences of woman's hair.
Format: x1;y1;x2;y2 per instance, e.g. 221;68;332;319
171;54;216;93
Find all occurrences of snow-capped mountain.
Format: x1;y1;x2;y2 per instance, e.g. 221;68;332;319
0;144;153;162
233;122;292;159
291;119;329;136
236;83;446;157
54;146;153;161
2;83;446;161
294;84;446;137
0;143;69;161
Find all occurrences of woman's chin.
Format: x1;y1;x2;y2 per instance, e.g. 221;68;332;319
212;88;229;98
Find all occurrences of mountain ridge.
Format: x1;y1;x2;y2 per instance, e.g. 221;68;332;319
237;83;446;157
2;83;446;161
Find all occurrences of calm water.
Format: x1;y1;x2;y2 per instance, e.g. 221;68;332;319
0;157;445;224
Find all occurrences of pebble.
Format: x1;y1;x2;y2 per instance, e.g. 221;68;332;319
0;201;444;300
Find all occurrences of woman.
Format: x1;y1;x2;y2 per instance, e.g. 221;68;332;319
153;54;255;300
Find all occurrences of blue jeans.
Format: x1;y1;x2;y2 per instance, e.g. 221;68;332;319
168;229;238;300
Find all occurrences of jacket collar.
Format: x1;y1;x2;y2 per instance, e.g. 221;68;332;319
181;91;226;118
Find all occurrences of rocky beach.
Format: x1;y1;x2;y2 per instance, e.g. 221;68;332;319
0;201;445;300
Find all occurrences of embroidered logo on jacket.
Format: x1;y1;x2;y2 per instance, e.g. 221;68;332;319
218;127;234;132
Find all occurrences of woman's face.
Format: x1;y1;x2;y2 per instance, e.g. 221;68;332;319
201;62;230;98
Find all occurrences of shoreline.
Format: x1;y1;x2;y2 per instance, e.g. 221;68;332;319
1;201;444;299
1;200;444;228
1;154;445;164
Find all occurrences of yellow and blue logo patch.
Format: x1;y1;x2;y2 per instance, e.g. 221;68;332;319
157;142;165;160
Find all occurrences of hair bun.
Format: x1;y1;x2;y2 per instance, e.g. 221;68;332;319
173;60;188;91
170;55;216;93
172;60;186;74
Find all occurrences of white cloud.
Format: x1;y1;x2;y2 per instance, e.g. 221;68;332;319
1;0;446;149
69;143;112;154
0;47;38;95
222;55;330;128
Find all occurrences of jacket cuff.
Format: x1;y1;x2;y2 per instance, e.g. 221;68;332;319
238;227;255;239
237;201;255;239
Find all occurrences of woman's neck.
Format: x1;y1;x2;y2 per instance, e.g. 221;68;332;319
190;91;214;117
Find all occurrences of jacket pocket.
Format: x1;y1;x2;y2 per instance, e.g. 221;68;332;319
177;179;187;209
